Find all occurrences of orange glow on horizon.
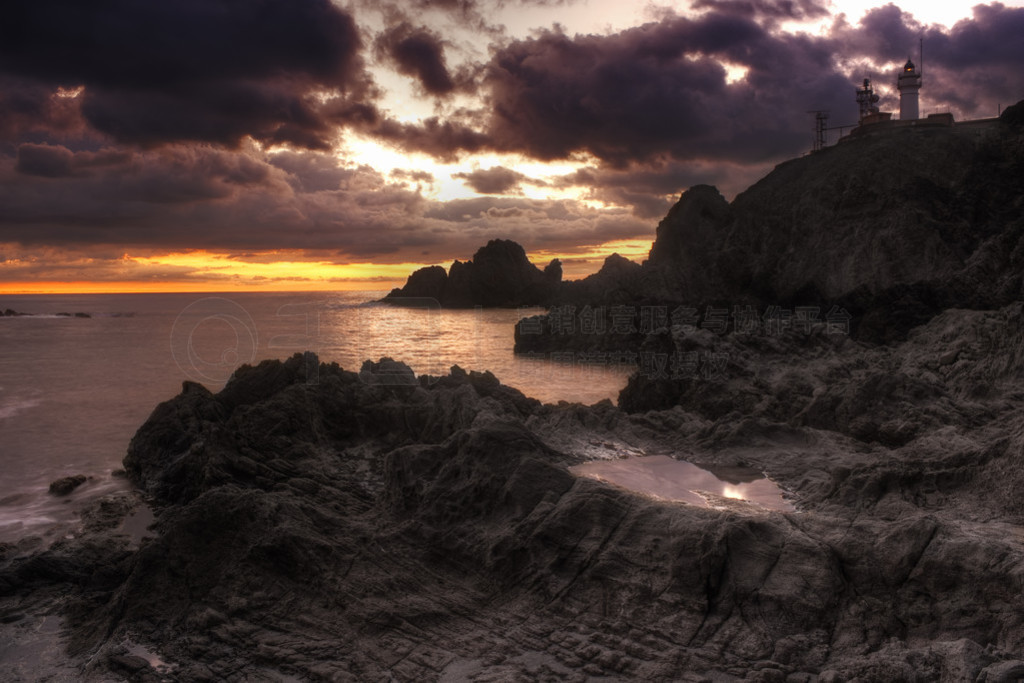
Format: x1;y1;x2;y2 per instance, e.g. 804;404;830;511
528;238;651;278
0;280;264;295
1;240;655;295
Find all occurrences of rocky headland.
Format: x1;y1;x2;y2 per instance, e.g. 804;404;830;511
384;102;1024;365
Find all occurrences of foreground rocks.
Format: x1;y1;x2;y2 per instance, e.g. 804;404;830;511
4;315;1024;680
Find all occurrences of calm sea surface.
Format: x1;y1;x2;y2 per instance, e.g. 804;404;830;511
0;291;633;542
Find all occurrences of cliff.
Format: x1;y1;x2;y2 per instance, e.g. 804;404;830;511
516;101;1024;355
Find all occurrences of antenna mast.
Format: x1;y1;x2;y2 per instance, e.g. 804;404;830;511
811;110;829;152
856;78;880;123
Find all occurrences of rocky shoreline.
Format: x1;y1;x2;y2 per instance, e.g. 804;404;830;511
3;309;1024;680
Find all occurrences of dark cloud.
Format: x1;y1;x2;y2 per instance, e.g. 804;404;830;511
0;146;433;259
0;78;89;146
391;168;437;184
16;143;75;178
373;116;490;161
376;23;457;96
471;5;1022;168
845;4;923;59
552;159;771;218
690;0;830;21
479;16;846;165
454;166;531;194
269;151;362;193
0;0;366;149
419;196;650;254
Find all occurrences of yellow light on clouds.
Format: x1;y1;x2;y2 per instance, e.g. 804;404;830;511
528;238;651;278
341;134;595;203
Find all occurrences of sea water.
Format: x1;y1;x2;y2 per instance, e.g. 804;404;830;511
0;291;634;542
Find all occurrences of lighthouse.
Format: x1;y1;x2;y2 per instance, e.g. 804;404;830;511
897;59;921;120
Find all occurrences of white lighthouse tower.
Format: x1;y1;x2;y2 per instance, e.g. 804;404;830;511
897;59;921;120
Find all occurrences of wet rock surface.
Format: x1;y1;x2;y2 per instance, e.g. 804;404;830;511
48;475;89;496
3;325;1024;680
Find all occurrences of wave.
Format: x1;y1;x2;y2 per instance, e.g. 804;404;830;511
0;397;42;420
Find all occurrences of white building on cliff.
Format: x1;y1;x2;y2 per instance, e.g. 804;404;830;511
897;59;922;120
845;54;999;140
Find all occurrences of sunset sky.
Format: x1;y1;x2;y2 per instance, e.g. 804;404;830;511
1;0;1022;293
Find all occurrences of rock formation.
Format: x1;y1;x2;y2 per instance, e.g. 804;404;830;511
48;475;89;496
384;239;562;308
4;340;1024;679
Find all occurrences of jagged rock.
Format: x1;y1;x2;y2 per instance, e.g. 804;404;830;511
556;251;646;304
543;258;562;283
48;475;88;496
358;357;417;386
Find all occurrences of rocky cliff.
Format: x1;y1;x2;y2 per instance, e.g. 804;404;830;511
517;102;1024;354
5;337;1024;679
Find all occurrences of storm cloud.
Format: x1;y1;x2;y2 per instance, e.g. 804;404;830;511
0;0;366;149
376;23;458;96
454;166;532;194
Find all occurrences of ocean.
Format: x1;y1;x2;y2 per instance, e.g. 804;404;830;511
0;291;633;543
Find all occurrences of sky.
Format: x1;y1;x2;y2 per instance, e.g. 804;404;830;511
1;0;1022;293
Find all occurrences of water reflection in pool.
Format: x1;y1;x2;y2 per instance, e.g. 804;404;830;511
569;455;794;512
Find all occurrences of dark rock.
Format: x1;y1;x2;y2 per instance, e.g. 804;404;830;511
48;475;88;496
543;258;562;283
980;660;1024;682
386;264;447;302
385;239;558;308
358;357;417;386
